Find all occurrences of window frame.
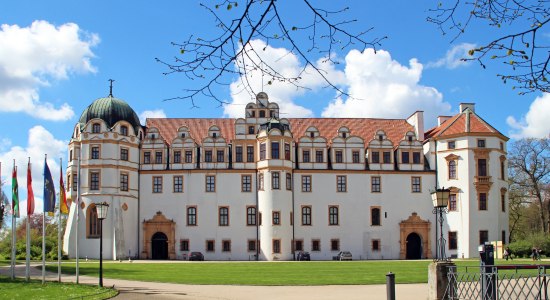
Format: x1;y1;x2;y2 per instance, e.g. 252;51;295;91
272;239;281;254
173;175;183;193
155;151;163;164
315;150;323;163
449;160;457;179
205;175;216;192
120;173;129;192
120;147;129;161
448;232;458;250
218;206;229;226
241;175;252;192
335;150;343;163
411;176;421;193
330;239;340;251
91;146;100;159
371;207;381;226
271;142;280;159
286;173;292;190
90;171;100;190
272;211;281;225
329;206;339;226
260;143;266;160
143;151;151;164
205;150;213;162
271;172;280;189
352;151;360;163
478;192;488;211
216;149;224;162
235;146;243;162
173;150;181;163
303;150;310;162
336;175;347;192
222;240;231;252
246;145;254;162
185;150;193;163
449;194;457;211
301;175;312;192
401;151;409;163
371;176;381;193
92;123;101;133
246;206;257;226
301;206;312;226
187;206;197;226
152;176;163;193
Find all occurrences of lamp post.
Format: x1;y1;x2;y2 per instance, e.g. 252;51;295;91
431;188;451;262
96;202;109;287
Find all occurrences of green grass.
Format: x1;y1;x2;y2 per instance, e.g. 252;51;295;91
45;259;546;286
0;276;117;300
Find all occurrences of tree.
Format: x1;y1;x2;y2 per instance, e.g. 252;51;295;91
428;0;550;94
0;189;7;230
156;0;385;106
508;138;550;233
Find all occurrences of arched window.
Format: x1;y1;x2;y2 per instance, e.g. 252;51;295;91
329;206;339;225
371;207;381;226
120;125;128;136
92;123;101;133
87;204;101;238
449;160;457;179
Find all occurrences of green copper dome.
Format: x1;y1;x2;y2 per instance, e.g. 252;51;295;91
79;96;141;133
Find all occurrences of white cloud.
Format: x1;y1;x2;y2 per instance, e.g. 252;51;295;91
0;20;99;121
321;49;451;125
139;109;167;123
507;93;550;138
223;39;345;118
426;43;477;69
0;126;67;215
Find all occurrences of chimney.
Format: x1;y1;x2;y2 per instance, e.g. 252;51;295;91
406;111;424;140
459;103;475;113
437;116;452;126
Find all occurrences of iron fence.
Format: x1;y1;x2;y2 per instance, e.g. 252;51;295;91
445;264;550;300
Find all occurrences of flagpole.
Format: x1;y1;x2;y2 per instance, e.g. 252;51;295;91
42;154;46;285
11;160;16;280
26;158;31;282
76;147;81;284
58;157;62;282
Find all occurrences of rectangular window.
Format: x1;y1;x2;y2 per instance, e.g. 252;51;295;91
284;143;291;160
120;173;129;191
248;125;255;134
411;176;421;193
153;176;163;193
187;206;197;226
247;146;254;162
120;148;129;161
295;240;303;252
449;160;457;179
248;240;257;252
222;240;231;252
206;175;216;192
180;240;189;251
331;239;340;251
242;175;251;192
502;230;506;244
413;152;421;164
500;160;505;180
336;176;346;192
449;194;457;211
217;150;224;162
303;150;310;162
144;151;151;164
329;206;339;225
315;150;323;163
155;151;163;164
335;150;343;163
72;173;77;191
371;151;380;163
258;173;265;190
205;150;212;162
372;240;380;251
235;146;243;162
478;159;487;176
312;240;320;251
247;206;256;226
271;142;279;159
273;239;281;254
479;193;487;210
206;240;215;252
272;211;280;225
91;146;100;159
302;206;312;225
371;207;381;226
448;141;456;149
478;139;486;148
352;151;360;163
401;151;409;163
501;194;506;212
286;173;292;190
383;151;391;163
185;150;192;163
219;207;229;226
479;230;489;245
301;175;311;192
272;172;280;189
448;232;457;250
173;176;183;193
260;143;266;160
90;171;100;190
371;176;381;193
173;150;181;163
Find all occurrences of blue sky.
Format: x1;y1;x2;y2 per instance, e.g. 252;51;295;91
1;0;549;216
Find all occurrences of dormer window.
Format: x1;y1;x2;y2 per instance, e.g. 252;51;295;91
213;133;217;138
181;133;186;138
408;136;413;142
478;139;486;148
342;133;347;138
92;123;101;133
378;135;383;141
259;110;266;118
251;111;256;118
310;132;314;138
120;126;128;136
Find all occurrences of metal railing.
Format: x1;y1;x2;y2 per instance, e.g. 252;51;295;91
445;265;550;300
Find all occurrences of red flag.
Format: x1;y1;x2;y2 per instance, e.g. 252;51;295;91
27;161;34;215
60;164;68;214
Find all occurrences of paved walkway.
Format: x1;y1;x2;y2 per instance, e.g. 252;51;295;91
1;262;429;300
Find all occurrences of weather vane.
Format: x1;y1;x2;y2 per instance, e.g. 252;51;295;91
108;79;115;96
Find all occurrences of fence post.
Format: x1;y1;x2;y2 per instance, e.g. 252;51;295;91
429;261;456;300
386;272;395;300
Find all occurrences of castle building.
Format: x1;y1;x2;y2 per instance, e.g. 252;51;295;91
63;92;509;260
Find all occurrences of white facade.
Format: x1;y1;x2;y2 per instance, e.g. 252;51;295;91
63;93;509;261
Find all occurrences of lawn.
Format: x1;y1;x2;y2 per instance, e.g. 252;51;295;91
0;276;117;300
44;259;542;286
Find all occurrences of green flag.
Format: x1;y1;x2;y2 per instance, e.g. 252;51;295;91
12;166;19;218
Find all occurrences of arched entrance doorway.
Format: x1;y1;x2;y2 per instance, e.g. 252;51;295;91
399;213;431;259
406;232;422;259
151;232;168;260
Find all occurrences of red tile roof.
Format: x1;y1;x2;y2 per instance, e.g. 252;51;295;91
146;118;415;146
425;110;505;139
